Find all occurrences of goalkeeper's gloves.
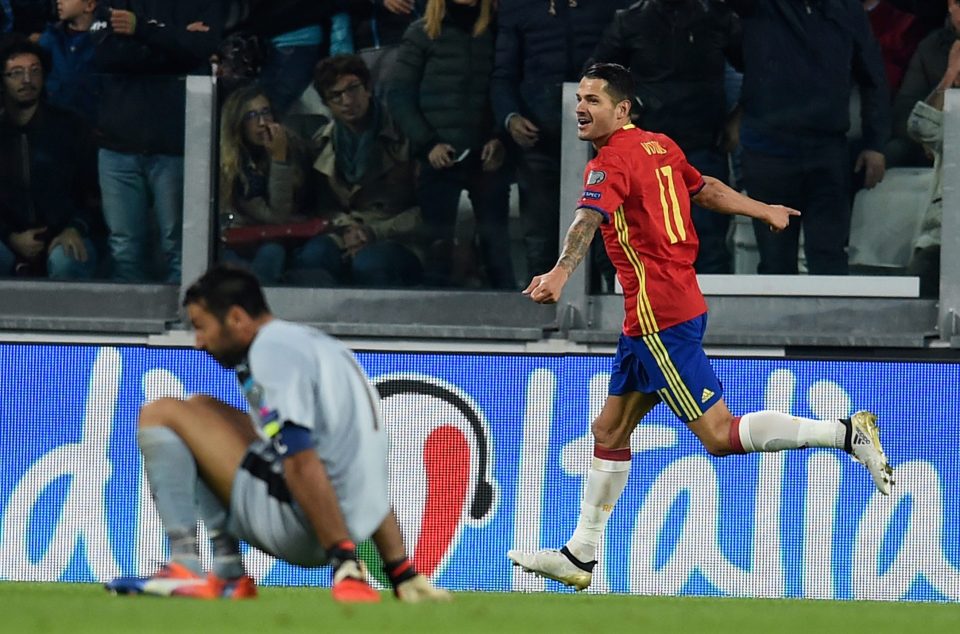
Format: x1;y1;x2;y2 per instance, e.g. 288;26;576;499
384;557;453;603
329;540;379;603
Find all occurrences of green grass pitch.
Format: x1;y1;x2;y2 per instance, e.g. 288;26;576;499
4;582;959;634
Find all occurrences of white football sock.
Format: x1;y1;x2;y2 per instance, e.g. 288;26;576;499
736;410;846;453
565;447;631;564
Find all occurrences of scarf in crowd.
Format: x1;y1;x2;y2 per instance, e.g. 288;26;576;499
333;98;383;185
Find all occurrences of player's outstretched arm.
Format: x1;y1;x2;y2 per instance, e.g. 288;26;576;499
523;208;603;303
692;175;800;232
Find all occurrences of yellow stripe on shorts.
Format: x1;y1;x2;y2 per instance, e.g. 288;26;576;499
643;333;702;420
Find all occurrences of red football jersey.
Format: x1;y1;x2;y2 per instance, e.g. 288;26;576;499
578;125;707;336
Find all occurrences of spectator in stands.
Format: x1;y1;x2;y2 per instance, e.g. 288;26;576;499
890;0;959;166
729;0;890;275
389;0;516;289
0;36;99;279
259;25;322;119
493;0;625;281
92;0;221;283
259;9;354;119
863;0;927;94
37;0;99;126
218;85;312;284
589;0;742;274
351;0;424;89
290;54;424;287
905;39;959;297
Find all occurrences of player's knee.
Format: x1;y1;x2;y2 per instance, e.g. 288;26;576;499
138;396;190;429
186;394;218;408
701;436;734;457
694;414;736;457
591;417;625;448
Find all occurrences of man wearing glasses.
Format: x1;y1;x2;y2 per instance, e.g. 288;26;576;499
0;36;99;279
288;54;424;288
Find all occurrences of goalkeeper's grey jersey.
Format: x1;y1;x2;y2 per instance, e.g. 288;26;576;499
239;319;389;542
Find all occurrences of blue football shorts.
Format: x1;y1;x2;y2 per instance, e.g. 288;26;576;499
609;313;723;422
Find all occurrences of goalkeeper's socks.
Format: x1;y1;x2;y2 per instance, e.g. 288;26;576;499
196;480;244;579
137;426;202;575
212;552;244;581
384;556;417;594
168;530;203;576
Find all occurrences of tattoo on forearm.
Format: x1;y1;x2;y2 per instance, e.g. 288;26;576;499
556;211;601;275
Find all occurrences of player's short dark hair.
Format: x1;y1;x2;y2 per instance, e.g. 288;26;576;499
313;54;372;102
582;63;635;106
182;265;270;321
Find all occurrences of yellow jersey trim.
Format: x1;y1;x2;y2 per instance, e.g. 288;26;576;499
614;206;659;334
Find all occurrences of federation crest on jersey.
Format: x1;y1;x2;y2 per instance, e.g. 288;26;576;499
586;170;605;186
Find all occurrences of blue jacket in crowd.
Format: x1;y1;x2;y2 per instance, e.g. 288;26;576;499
38;23;99;126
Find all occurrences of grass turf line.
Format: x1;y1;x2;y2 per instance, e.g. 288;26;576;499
3;582;959;634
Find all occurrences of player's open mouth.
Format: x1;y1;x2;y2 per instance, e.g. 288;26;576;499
576;115;591;130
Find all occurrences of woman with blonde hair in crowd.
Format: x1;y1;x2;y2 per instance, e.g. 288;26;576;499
219;84;312;284
388;0;516;289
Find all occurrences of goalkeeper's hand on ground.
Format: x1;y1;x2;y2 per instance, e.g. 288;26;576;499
395;574;453;603
330;541;380;603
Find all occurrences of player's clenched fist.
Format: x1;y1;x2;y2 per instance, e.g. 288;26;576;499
523;267;569;304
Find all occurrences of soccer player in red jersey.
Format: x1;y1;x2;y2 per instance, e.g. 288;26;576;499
508;63;895;591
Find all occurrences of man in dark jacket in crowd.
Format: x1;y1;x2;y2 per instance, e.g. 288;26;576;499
92;0;221;282
0;36;99;279
729;0;890;275
492;0;626;279
590;0;742;273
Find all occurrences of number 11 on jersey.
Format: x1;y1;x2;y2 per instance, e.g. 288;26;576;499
656;165;686;244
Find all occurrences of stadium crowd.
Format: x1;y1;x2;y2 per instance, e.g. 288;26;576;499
0;0;956;294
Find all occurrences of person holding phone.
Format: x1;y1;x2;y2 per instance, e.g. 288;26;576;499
388;0;516;289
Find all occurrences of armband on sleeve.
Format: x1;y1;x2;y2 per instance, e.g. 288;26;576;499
273;422;315;457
